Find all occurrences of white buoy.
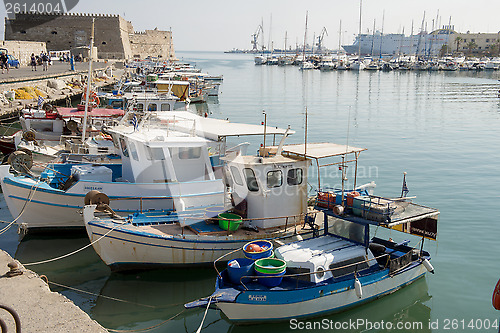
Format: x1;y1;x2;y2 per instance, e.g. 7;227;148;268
422;258;435;274
354;278;362;298
333;205;344;215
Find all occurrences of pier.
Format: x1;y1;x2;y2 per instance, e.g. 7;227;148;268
0;250;108;332
0;61;120;118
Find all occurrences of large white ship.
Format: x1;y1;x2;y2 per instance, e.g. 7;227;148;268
342;27;457;56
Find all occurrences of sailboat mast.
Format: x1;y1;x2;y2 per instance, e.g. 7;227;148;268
370;19;376;57
303;11;308;61
357;0;362;57
284;31;288;57
338;20;342;62
379;10;385;58
82;18;95;142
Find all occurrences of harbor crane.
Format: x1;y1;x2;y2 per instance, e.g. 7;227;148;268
316;27;328;54
251;24;264;52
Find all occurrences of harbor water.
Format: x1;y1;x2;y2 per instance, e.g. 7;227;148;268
1;51;500;332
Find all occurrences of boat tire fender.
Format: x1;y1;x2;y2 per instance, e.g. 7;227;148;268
60;173;79;191
84;190;110;206
492;278;500;310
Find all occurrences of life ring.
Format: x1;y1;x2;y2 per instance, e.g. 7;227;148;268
82;90;100;106
42;103;54;112
22;130;36;142
492;278;500;310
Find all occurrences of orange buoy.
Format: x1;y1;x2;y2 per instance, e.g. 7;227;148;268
492;278;500;310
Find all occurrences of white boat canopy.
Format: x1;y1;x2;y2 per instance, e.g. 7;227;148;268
156;111;294;141
280;142;366;159
279;142;367;192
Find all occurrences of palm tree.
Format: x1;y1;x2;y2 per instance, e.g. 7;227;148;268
466;41;478;56
455;36;463;53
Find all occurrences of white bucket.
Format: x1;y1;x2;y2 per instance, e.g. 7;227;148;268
5;91;15;101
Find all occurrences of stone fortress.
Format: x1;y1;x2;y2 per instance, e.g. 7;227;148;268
4;12;175;61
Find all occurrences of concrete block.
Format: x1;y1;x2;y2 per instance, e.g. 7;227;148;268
47;79;66;90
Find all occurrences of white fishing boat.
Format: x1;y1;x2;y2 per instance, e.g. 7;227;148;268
0;111;291;231
254;55;267;65
81;143;379;269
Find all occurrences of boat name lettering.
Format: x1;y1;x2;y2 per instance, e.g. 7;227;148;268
84;186;103;191
248;294;266;302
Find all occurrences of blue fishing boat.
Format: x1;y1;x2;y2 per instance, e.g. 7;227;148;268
185;149;439;322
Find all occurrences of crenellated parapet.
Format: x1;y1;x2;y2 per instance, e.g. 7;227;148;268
4;13;175;60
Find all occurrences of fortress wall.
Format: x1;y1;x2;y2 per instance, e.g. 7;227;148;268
0;40;46;65
4;13;175;60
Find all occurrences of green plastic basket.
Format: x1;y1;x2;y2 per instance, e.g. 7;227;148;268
218;212;242;231
254;258;287;274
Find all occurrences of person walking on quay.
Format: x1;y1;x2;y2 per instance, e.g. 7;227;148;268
0;53;8;74
30;53;37;71
42;53;49;71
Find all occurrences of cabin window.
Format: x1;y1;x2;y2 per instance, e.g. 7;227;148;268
111;100;123;108
129;141;139;161
136;103;144;111
161;103;171;111
287;168;303;185
146;146;165;160
243;168;259;192
328;218;365;244
148;103;157;111
267;170;282;188
329;256;369;278
174;147;201;159
119;137;129;157
230;166;243;186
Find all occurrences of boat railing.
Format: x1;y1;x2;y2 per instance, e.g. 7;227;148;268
316;189;401;221
238;250;415;290
213;244;420;290
100;195;307;231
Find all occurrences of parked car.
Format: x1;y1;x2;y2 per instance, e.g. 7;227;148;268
7;55;19;69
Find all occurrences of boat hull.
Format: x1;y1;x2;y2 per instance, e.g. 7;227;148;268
83;206;311;268
0;165;224;229
216;264;427;323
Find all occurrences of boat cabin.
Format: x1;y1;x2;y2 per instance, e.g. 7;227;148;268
116;129;215;185
224;154;309;229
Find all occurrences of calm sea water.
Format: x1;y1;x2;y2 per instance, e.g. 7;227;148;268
1;51;500;332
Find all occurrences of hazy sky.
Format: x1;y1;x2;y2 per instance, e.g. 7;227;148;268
1;0;500;51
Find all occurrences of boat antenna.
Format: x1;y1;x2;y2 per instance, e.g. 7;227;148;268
82;18;95;143
262;110;267;156
341;107;351;206
304;106;308;159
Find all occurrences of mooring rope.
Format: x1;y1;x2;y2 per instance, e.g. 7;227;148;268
37;274;188;333
195;296;213;333
23;221;123;266
105;309;187;333
46;280;156;308
0;178;43;235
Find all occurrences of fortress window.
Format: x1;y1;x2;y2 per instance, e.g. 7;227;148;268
51;31;57;34
102;41;107;45
20;30;26;34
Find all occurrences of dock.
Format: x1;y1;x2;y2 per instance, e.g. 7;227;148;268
0;250;108;333
0;61;122;119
